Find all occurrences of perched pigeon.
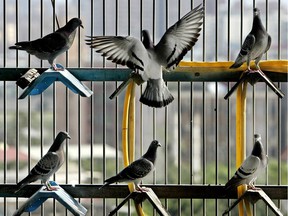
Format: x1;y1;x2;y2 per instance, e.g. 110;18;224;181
99;140;161;191
15;131;71;193
230;8;271;71
10;18;83;71
225;134;268;191
86;5;204;108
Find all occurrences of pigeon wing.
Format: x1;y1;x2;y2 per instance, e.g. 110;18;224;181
239;34;256;58
229;34;256;68
236;155;260;179
117;158;154;182
225;155;260;190
31;152;61;177
155;4;204;70
28;32;68;54
86;36;149;71
265;35;272;53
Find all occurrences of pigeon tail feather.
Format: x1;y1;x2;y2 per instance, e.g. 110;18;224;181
140;78;174;108
99;175;121;190
14;174;38;193
229;61;244;69
224;177;243;191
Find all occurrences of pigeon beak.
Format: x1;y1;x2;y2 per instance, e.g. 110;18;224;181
157;142;162;147
80;24;84;29
67;135;71;139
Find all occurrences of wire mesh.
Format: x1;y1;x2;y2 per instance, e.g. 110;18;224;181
0;0;287;215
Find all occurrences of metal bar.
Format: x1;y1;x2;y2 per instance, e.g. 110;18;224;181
4;185;287;199
1;68;287;82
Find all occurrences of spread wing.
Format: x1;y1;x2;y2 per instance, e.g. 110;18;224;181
155;4;204;70
86;35;149;71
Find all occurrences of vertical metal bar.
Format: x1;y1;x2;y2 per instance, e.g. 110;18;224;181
190;82;194;215
215;0;219;214
102;0;106;213
265;86;269;216
3;80;7;216
277;1;281;210
177;1;181;215
277;83;281;210
227;85;231;216
102;82;107;214
215;83;219;216
264;11;269;216
202;82;206;216
177;82;181;216
202;0;206;215
164;1;169;211
227;2;231;214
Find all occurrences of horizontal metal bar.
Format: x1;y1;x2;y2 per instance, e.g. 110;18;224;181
1;184;287;200
0;68;287;82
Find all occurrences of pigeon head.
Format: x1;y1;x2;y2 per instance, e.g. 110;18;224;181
251;134;264;157
48;131;71;152
141;30;154;49
142;140;161;164
64;18;84;32
253;8;260;17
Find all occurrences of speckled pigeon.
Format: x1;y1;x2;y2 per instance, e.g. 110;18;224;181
86;5;204;108
15;131;71;193
10;18;83;71
225;134;268;191
230;8;271;71
99;140;161;191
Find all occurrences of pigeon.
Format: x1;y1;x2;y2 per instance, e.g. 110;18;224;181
15;131;71;193
230;8;271;72
86;4;204;108
225;134;268;191
99;140;161;191
9;18;83;71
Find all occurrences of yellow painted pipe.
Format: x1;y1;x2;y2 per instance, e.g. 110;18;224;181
178;60;288;73
235;80;252;216
122;81;145;216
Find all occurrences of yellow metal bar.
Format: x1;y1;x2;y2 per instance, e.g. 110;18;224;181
178;60;288;73
128;82;135;163
235;80;252;216
122;82;145;216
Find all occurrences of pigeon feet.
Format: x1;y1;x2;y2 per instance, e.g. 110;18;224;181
247;184;261;191
136;186;149;192
52;63;65;71
45;186;59;191
45;182;59;191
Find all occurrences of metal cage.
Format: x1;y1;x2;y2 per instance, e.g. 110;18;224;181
0;0;287;215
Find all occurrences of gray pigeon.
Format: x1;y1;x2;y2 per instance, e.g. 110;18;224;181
10;18;83;71
230;8;271;71
99;140;161;191
86;5;204;108
15;131;71;193
225;134;268;191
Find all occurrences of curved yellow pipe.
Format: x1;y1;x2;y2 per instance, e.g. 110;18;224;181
122;81;145;216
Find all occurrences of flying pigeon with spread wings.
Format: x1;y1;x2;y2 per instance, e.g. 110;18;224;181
86;5;204;108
